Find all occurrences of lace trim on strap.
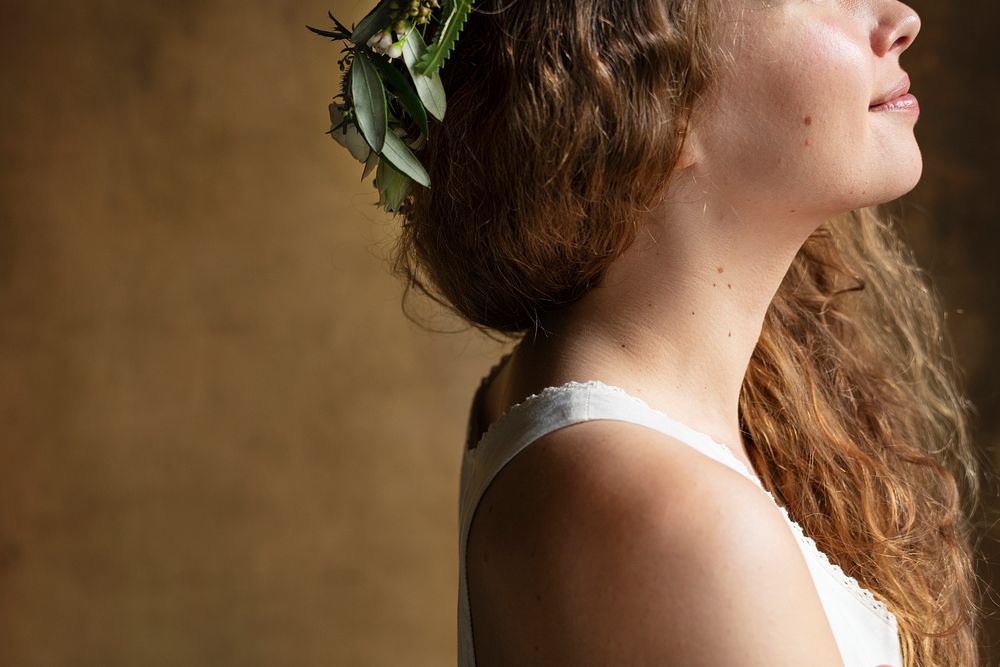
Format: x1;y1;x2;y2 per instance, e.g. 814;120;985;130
469;370;898;628
472;377;633;450
769;497;899;627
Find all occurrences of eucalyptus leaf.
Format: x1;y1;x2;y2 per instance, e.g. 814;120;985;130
351;0;394;46
402;30;447;121
368;52;430;138
380;130;430;187
350;52;387;153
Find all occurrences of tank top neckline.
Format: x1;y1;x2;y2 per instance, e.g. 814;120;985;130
463;351;899;629
467;351;758;482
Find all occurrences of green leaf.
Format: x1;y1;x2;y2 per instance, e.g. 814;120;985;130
305;23;350;40
351;0;394;46
416;0;474;78
350;52;387;153
327;10;352;36
366;51;430;139
362;150;379;181
380;130;430;187
375;159;413;213
307;11;354;41
402;29;447;121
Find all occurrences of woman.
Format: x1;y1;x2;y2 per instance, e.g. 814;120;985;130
392;0;983;664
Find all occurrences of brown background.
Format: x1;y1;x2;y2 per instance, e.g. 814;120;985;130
0;1;996;665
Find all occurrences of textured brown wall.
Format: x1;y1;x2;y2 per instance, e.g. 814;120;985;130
0;1;995;665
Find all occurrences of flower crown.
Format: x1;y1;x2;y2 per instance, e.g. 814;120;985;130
308;0;474;214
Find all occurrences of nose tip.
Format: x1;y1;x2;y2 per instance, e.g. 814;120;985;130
874;2;921;57
891;13;921;53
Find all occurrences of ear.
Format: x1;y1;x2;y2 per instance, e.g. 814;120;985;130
674;121;703;172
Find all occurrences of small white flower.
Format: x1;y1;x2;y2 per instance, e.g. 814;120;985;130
365;30;407;60
366;30;394;55
328;103;371;163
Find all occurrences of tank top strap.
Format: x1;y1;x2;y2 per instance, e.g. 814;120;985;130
460;378;761;542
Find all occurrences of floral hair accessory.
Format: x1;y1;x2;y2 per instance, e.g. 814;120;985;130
308;0;474;214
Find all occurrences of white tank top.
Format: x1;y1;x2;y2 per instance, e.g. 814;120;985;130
458;354;903;667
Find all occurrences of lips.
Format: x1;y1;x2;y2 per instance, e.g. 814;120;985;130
870;74;911;108
870;93;919;114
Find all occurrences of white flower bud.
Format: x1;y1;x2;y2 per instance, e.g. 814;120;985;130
387;43;403;59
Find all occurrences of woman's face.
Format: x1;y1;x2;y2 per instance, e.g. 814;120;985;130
687;0;923;218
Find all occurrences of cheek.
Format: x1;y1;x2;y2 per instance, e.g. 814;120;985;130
773;50;871;199
703;22;873;208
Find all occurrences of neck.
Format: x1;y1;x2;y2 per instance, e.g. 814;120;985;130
509;168;826;461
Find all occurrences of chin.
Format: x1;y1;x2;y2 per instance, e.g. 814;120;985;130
887;139;924;195
854;150;924;209
883;155;924;203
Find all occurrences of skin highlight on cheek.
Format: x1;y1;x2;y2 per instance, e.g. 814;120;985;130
691;0;919;218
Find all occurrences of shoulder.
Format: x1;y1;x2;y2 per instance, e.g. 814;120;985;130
466;420;845;666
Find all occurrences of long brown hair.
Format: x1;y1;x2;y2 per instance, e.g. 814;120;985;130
389;1;986;663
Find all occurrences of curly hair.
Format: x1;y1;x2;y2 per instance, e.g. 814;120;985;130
390;1;986;663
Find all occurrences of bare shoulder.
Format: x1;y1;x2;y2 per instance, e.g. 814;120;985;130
466;420;845;667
